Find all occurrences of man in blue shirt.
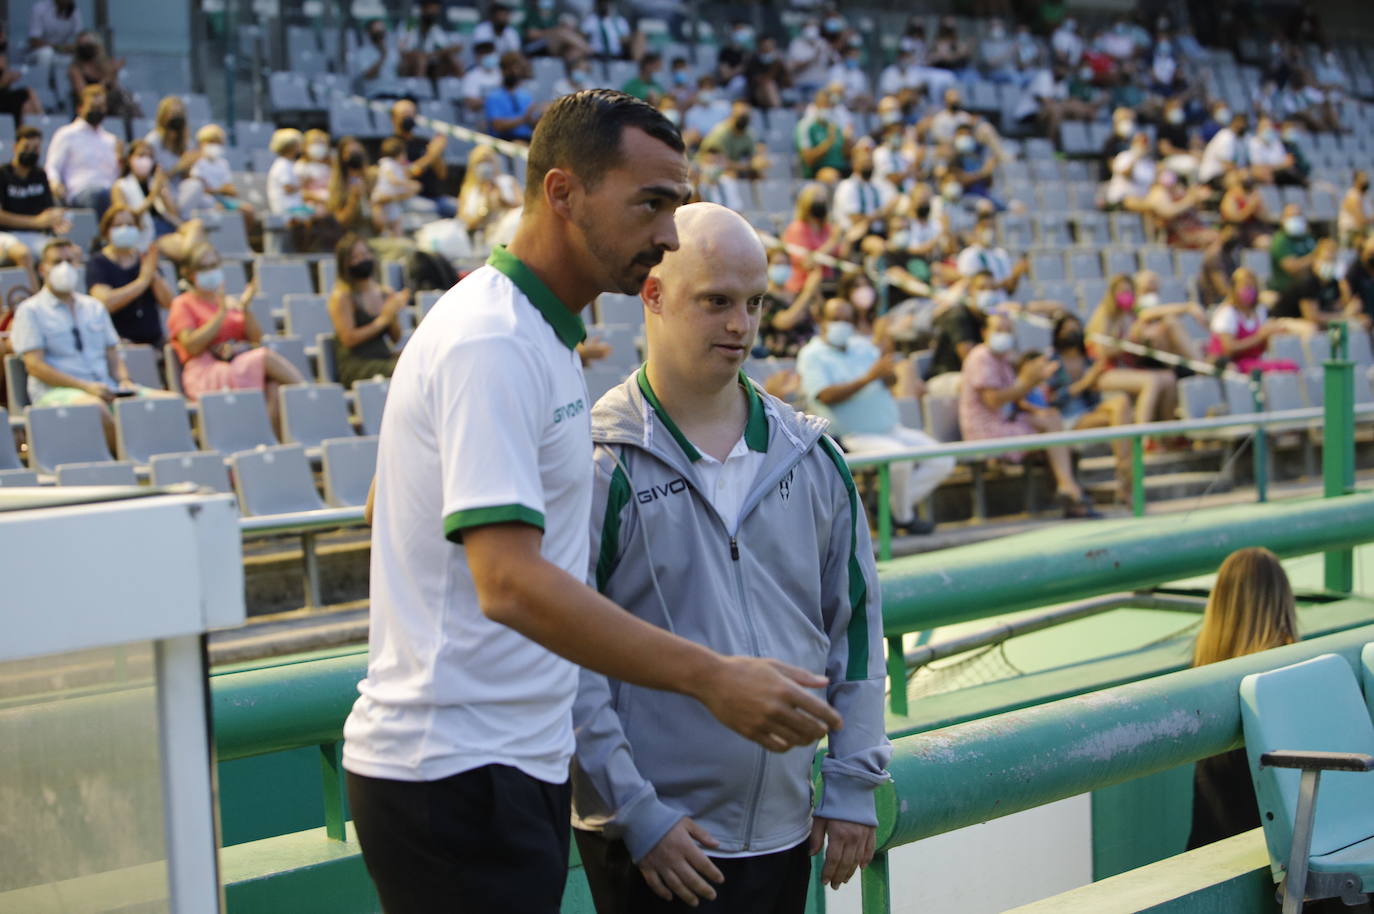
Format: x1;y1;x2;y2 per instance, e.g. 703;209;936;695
797;297;954;534
485;51;540;142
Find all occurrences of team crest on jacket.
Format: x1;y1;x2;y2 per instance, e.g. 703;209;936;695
779;469;793;501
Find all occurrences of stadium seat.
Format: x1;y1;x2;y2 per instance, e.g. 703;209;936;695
1349;332;1374;368
584;366;627;404
597;293;644;326
0;406;20;470
321;435;379;507
197;390;277;454
116;344;163;390
1225;376;1259;415
1178;376;1226;419
924;395;961;442
263;335;313;381
0;265;33;305
256;259;316;299
316;257;337;294
416;290;443;319
1068;250;1103;280
1138;247;1173;278
0;467;38;486
1103;249;1138;277
1306;334;1332;369
1029;251;1066;282
1263;372;1305;412
56;461;138;486
284;293;334;340
1269;334;1306;369
25;404;112;473
1239;654;1374;913
4;354;28;412
162;343;185;396
314;333;339;384
591;324;640;373
1242;248;1272;283
1073;212;1110;247
1037;185;1071;213
232;443;325;516
65;209;99;252
997;213;1033;249
222;260;250;296
279;383;354;450
149;451;231;493
1110;212;1147;246
114;396;197;464
1010;315;1051;352
1033;216;1072;248
1174;249;1205;278
355;379;388;436
211;211;254;260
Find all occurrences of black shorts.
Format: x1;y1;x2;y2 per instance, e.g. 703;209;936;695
347;764;571;914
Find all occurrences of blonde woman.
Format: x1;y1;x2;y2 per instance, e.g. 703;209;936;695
780;182;843;295
1085;273;1179;426
1187;547;1298;849
457;145;521;249
296;129;333;213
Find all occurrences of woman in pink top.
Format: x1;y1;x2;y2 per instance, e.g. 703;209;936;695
1205;267;1299;375
780;182;844;294
959;312;1098;518
166;241;304;433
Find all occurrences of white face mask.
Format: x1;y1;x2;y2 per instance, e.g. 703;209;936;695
1166;108;1184;125
195;267;224;292
1316;261;1337;281
825;321;854;347
307;142;328;160
47;260;77;294
976;289;997;309
202;142;224;160
1283;216;1307;236
954;135;975;153
1138;292;1161;309
109;224;140;249
942;181;963;201
131;156;154;178
988;331;1015;354
474;161;494;181
851;286;876;310
1214;108;1231;124
1116;119;1135;137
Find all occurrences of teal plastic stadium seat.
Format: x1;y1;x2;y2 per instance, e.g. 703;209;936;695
1240;653;1374;909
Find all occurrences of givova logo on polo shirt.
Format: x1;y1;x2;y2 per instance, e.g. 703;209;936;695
553;398;585;424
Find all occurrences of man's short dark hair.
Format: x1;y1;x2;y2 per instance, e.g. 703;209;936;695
473;40;496;55
16;125;40;143
641;52;661;68
41;237;75;261
524;89;684;205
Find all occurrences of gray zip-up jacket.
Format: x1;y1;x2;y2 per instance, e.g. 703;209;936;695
571;368;891;862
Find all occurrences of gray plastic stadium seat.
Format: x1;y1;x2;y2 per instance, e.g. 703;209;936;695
114;396;197;464
56;461;138;486
1174;250;1205;278
1110;213;1147;246
597;293;643;326
584;366;626;404
211;212;253;260
592;324;641;373
1010;316;1052;353
315;333;339;384
1268;334;1305;369
1138;247;1173;277
264;335;313;380
150;451;231;493
232;443;325;516
162;343;185;395
1302;369;1326;409
1263;372;1305;412
1068;250;1103;280
1225;376;1259;415
1034;216;1072;247
924;395;962;442
0;406;21;469
416;290;443;319
1103;249;1138;277
280;383;354;449
65;209;99;252
1178;376;1226;419
255;259;316;300
5;353;29;412
25;403;112;473
1030;252;1066;282
115;344;163;390
197;390;277;454
321;435;378;507
221;260;249;296
1074;212;1110;247
355;379;388;435
284;293;333;340
0;468;38;486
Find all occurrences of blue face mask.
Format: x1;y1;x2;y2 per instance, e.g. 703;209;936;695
845;57;861;70
769;263;791;286
672;69;688;85
481;53;499;70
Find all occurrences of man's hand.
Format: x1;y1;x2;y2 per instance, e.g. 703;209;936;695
696;656;841;752
809;817;877;890
1016;355;1051;386
82;381;115;402
638;817;724;906
866;352;897;384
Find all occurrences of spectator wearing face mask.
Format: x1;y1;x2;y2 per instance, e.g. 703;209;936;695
795;88;851;180
700;102;768;182
787;20;835;100
879;49;921;98
955;214;1027;304
1101;108;1137;181
145;96;194;192
1144;168;1215;249
949;122;1002;210
885;194;947;289
831;145;893;232
1273;238;1349;331
979;19;1019;85
457;145;521;251
67;31;134;119
1199;102;1232;144
744;36;787;111
470;2;521;57
1048;312;1132;502
872;98;915;187
1268;203;1317;295
461;41;504;117
781;182;842;295
799;296;953;534
183;124;258;238
521;0;590;65
27;0;83;62
1130;270;1206;363
756;250;822;359
1338;170;1369;249
351;19;405;99
87;205;172;347
692;148;744;212
390;100;454;219
1343;236;1374;329
927;19;974;78
486;51;542;142
0;125;67;290
46;84;119;216
328;232;407;388
329;136;379;242
1051;18;1084;66
621;51;664;104
925;270;992;385
581;0;639;62
828;47;872;113
1206;267;1298;375
1105;132;1156;212
112;139;203;266
1155;98;1199;180
959;311;1097;518
295;129;333;215
1245;116;1301;187
1085;274;1180;426
1218;171;1272;250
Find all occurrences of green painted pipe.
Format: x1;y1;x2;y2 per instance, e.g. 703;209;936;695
872;622;1374;851
213;652;367;761
878;493;1374;636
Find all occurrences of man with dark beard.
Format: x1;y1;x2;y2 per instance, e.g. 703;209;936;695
344;89;845;914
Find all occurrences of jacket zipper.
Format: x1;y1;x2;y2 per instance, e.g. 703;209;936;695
729;528;767;852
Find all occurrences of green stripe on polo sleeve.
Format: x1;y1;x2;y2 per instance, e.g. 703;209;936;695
818;436;870;682
444;504;546;543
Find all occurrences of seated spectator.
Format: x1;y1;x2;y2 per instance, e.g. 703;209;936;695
958;311;1097;517
1268;203;1316;295
0;33;43;124
388;101;454;219
1245;116;1301;187
397;0;464;78
755;252;821;358
832;144;895;232
1049;312;1130;501
1086;274;1179;425
712;25;748;98
955;213;1027;304
1155;97;1199;180
828;46;873;114
371;136;423;238
352;19;404;98
787;19;836;99
461;42;503;118
1187;547;1296;849
979;19;1020;84
795;88;851;180
1051;17;1084;66
111;139;204;265
521;1;590;65
927;18;974;79
799;296;954;534
10;238;172;448
458;145;521;251
327;233;407;387
296;129;333;214
485;51;541;142
949;121;1002;210
781;182;842;294
885;194;947;287
692;147;745;211
1143;169;1214;249
1206;267;1298;374
581;0;639;61
67;31;134;119
743;36;787;110
1218;171;1271;249
663;56;695;107
879;48;922;98
872;97;916;186
406;218;468;292
45;84;119;216
699;101;768;181
166;241;303;431
0;125;68;290
182;124;258;232
1105;131;1156;211
1339;170;1369;249
1100;108;1137;180
1344;236;1374;330
1277;120;1312;185
328;136;376;238
87;205;173;346
471;2;520;56
1133;269;1204;361
1198;224;1243;307
1198;101;1231;144
924;271;993;389
266;128;312;220
145;96;194;198
681;77;729;147
1198;112;1247;188
26;0;81;62
1272;237;1349;331
620;51;663;103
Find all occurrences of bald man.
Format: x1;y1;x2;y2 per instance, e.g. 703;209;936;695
572;203;891;913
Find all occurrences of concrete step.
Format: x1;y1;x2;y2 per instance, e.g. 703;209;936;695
1086;470;1233;505
1078;446;1228;486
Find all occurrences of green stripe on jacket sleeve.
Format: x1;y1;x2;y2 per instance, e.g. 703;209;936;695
818;436;871;681
444;504;545;543
595;463;632;592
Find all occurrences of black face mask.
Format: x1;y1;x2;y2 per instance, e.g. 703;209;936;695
857;168;873;181
345;152;365;169
915;205;931;221
1057;331;1084;350
399;116;416;133
75;43;97;61
733;116;750;131
349;259;375;280
809;201;828;220
166;115;186;131
420;14;437;28
17;150;38;168
84;109;106;127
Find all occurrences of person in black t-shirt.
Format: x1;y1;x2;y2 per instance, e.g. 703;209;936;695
1344;236;1374;329
389;98;456;218
0;125;68;290
1272;237;1348;330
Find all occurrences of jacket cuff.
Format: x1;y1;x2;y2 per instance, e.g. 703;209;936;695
816;768;882;827
618;790;688;864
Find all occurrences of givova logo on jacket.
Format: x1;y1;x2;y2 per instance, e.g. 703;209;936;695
636;477;688;504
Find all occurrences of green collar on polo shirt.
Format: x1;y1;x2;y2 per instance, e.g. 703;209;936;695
486;245;587;351
636;365;769;462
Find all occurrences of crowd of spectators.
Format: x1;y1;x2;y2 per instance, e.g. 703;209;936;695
3;0;1374;526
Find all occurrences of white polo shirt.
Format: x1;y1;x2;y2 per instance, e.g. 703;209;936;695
343;245;593;785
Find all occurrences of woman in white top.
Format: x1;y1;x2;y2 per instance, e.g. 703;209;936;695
1245;116;1294;186
266;128;312;218
144;96;196;205
109;138;204;266
1105;132;1156;211
457;145;521;251
294;128;332;215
